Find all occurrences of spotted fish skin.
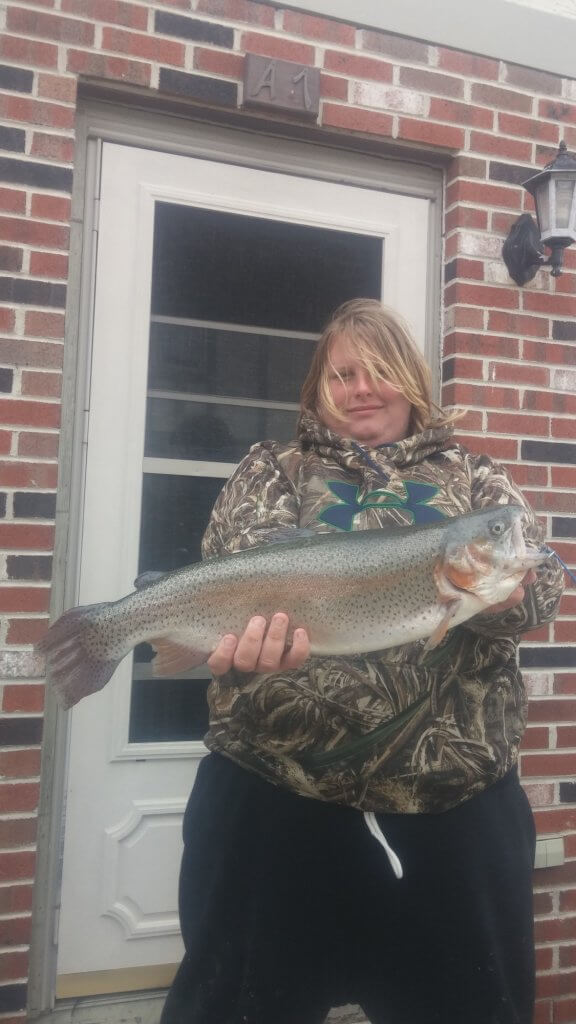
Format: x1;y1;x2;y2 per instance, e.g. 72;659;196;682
37;505;546;710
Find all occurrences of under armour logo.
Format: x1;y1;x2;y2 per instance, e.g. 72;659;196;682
318;480;446;532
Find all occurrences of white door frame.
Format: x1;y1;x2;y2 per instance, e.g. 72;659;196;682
29;101;443;1021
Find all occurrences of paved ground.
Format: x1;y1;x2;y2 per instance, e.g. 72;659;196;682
326;1007;367;1022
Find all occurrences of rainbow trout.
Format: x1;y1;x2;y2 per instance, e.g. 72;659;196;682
38;505;547;709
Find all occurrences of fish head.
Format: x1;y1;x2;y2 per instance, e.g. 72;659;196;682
440;505;548;608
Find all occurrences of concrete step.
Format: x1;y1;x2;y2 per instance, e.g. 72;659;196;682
326;1007;367;1023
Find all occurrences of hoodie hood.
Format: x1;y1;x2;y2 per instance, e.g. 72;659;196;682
297;411;455;471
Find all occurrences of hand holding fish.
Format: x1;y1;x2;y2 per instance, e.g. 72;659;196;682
481;568;538;614
208;612;310;676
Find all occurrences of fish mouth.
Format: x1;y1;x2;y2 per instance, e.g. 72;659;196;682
505;546;548;572
506;516;548;571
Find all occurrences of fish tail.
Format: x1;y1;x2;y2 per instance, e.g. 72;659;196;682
36;602;123;710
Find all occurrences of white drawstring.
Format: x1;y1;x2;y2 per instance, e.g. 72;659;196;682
363;811;404;879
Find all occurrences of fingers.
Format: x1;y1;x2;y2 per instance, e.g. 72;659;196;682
488;585;525;614
504;584;526;608
207;633;239;677
236;613;295;673
282;627;310;670
254;613;291;672
208;614;310;677
487;565;541;614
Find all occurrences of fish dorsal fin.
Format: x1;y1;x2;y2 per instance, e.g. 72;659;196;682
150;635;209;676
134;570;167;590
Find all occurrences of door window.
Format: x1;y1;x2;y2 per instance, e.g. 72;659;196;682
130;202;382;744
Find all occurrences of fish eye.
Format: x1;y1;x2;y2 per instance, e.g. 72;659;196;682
490;520;507;537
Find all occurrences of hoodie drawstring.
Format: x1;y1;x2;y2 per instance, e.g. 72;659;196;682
352;442;402;880
363;811;404;879
351;441;392;485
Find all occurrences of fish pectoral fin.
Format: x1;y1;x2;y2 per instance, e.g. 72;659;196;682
150;635;209;676
422;599;461;653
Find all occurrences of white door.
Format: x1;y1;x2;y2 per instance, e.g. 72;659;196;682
56;142;431;996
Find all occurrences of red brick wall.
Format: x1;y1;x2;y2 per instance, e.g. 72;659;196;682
0;2;575;1020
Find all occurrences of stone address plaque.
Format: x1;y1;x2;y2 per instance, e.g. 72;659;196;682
243;53;320;119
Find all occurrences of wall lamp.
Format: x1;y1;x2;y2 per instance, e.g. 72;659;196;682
502;140;576;286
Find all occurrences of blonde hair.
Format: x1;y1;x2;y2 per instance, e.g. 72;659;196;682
300;299;457;435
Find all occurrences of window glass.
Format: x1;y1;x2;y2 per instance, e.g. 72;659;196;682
130;203;383;744
151;202;382;332
148;322;314;403
145;399;299;463
130;677;210;744
138;473;224;572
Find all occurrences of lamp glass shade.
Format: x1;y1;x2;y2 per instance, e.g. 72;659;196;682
555;175;576;231
534;179;551;234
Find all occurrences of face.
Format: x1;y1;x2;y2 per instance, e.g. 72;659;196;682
320;333;413;447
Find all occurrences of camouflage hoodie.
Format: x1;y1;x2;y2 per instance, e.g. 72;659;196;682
201;414;563;813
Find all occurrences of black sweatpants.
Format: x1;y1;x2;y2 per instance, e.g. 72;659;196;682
160;753;536;1024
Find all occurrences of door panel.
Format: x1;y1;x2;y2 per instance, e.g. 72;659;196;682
56;142;431;988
